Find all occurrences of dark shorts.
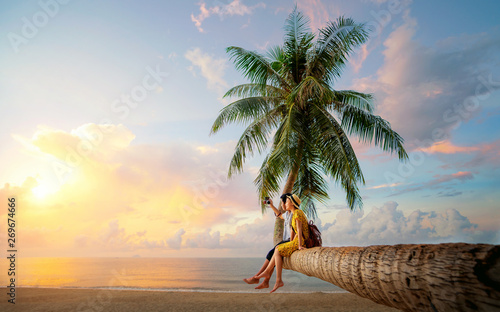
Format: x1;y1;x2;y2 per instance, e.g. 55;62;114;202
266;239;290;261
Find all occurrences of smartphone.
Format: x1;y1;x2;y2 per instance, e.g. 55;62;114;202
264;197;270;204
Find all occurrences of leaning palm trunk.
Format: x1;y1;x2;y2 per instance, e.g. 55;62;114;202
273;168;299;245
283;243;500;311
273;218;285;246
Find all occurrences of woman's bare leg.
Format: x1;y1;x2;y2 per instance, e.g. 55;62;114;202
270;251;284;293
255;250;276;280
255;259;270;277
255;248;279;289
243;259;269;284
255;266;274;289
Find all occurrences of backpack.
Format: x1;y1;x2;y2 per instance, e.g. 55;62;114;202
304;220;322;248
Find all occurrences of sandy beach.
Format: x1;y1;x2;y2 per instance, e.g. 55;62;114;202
2;288;400;312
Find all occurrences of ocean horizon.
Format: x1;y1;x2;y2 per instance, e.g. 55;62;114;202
3;257;345;294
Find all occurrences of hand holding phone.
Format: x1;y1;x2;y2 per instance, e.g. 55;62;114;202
264;197;270;205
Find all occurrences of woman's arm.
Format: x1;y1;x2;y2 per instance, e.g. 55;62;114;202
290;227;295;241
268;199;285;219
296;219;305;250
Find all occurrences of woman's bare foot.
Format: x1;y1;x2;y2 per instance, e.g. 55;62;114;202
255;279;269;289
270;280;284;293
243;277;259;284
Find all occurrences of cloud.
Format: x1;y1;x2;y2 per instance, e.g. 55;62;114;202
432;171;474;183
352;13;500;149
420;140;481;154
97;219;138;251
185;47;228;94
461;139;500;169
297;0;332;31
418;139;500;171
28;123;135;165
436;190;462;197
161;211;276;257
191;0;266;32
74;234;90;248
19;226;63;249
185;229;221;249
166;228;186;250
2;123;263;256
366;182;402;190
322;201;499;246
390;171;474;196
72;220;168;253
220;213;274;251
134;211;276;257
166;212;275;255
350;43;370;73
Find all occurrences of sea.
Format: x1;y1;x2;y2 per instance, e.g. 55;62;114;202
3;257;345;293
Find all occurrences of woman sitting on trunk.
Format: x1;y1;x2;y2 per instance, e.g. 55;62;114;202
255;193;309;293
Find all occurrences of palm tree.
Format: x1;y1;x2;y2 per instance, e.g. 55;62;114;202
208;10;500;310
211;8;408;244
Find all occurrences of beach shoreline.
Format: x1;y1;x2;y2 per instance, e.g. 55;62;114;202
12;285;351;294
2;287;399;312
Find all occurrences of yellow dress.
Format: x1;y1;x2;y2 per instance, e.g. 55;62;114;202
277;209;309;257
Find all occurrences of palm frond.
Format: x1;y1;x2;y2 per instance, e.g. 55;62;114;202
254;112;301;211
210;96;275;134
267;112;295;171
312;103;365;210
284;7;311;45
228;107;283;177
307;16;369;84
266;45;294;84
294;151;330;219
340;105;409;161
332;90;374;113
266;45;286;64
224;83;286;100
254;153;288;213
226;46;291;90
290;75;335;109
283;8;315;84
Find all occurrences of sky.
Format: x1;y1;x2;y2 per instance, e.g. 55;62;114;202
0;0;499;258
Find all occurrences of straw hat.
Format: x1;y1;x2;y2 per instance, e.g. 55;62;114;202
290;194;301;208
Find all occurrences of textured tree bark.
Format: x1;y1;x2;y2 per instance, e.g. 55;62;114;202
273;138;304;245
282;243;500;312
273;217;285;246
272;169;297;246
